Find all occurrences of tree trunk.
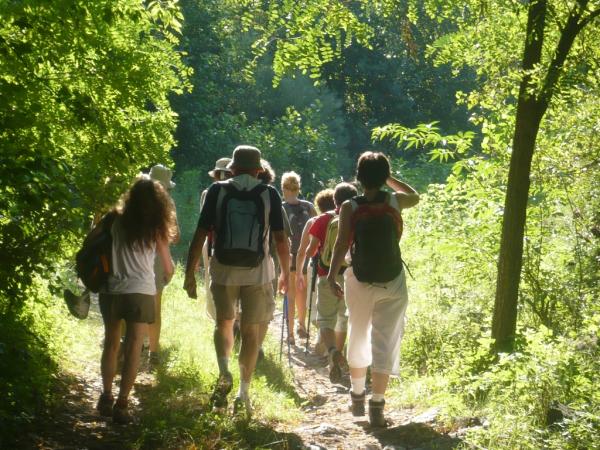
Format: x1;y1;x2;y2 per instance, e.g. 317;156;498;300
491;0;546;352
491;0;593;352
492;108;543;352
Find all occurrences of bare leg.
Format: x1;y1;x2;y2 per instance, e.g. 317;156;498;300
350;367;368;379
335;330;347;353
258;320;269;347
320;327;336;351
148;289;163;353
287;271;297;340
238;323;260;382
214;319;235;359
117;322;147;401
296;272;307;331
101;318;122;395
371;371;390;396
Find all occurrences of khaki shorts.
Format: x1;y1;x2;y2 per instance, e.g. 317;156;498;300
211;282;275;325
316;275;347;332
99;293;155;324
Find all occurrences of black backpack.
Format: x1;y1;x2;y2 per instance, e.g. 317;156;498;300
350;192;403;283
76;212;116;293
283;201;312;254
213;182;269;267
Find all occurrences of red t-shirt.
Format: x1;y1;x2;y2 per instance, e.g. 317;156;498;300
309;211;336;276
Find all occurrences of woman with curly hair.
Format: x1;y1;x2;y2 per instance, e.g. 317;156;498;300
95;177;177;424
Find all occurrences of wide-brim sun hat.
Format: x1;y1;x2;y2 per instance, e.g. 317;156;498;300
208;157;233;178
149;164;175;189
227;145;264;171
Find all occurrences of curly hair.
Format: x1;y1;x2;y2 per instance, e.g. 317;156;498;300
117;178;177;249
258;159;276;185
314;189;335;213
281;171;301;192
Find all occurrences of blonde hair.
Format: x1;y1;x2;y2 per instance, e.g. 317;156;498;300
281;171;301;192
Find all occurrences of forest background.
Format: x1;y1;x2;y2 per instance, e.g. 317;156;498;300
0;0;598;449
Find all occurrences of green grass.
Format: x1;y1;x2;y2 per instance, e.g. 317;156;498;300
60;267;304;449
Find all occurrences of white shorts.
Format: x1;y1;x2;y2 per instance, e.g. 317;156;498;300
344;266;408;375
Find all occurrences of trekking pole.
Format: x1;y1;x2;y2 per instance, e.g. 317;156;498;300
284;294;292;367
305;255;319;353
279;293;286;362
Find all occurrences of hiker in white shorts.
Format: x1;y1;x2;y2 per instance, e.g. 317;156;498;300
327;151;419;428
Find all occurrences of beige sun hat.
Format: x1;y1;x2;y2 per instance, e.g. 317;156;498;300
227;145;264;171
208;158;233;178
149;164;175;189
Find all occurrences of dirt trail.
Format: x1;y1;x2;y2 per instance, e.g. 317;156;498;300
16;306;462;449
272;311;461;450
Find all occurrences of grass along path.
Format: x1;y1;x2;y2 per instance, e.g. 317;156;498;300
20;270;463;449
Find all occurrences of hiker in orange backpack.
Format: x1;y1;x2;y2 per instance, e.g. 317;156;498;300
296;182;358;385
96;178;177;424
326;151;419;428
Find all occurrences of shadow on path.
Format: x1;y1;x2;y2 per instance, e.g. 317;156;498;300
368;422;462;450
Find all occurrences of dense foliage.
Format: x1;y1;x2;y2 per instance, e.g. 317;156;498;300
0;0;190;305
1;0;598;448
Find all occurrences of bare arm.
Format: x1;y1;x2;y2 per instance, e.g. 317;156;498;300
156;237;174;284
273;230;290;294
326;202;353;298
297;233;320;291
183;226;209;298
387;176;420;209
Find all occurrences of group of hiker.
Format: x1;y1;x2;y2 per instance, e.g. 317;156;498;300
93;144;419;428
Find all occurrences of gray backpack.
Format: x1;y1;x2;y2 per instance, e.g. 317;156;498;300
214;182;270;267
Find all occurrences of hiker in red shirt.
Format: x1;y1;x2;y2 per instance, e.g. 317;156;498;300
296;182;357;386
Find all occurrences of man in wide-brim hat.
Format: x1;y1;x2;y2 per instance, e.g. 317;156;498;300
184;145;290;417
208;158;233;180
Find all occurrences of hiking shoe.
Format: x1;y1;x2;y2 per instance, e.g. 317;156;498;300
113;401;133;425
210;371;233;411
96;393;114;417
233;396;253;418
148;351;160;369
350;391;366;417
297;325;309;340
328;349;350;385
368;399;390;428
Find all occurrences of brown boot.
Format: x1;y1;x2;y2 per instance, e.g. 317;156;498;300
96;393;114;417
113;398;133;425
350;391;366;417
369;399;390;428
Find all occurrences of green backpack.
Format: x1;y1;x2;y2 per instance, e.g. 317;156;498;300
318;213;348;273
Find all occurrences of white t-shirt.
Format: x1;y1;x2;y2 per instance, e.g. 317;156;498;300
107;216;156;295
